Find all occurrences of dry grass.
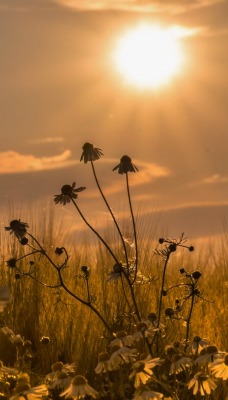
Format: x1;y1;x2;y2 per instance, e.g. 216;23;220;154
0;204;227;380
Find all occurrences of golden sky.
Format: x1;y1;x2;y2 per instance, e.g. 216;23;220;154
0;0;228;240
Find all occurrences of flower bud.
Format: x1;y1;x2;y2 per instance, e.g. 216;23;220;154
20;237;28;245
165;307;175;317
192;270;201;280
169;243;176;253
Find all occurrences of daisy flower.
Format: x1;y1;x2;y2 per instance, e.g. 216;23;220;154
5;220;28;239
80;142;103;163
60;375;98;399
188;372;217;396
46;361;76;382
195;345;221;367
133;322;154;342
109;331;134;347
169;354;193;375
188;336;208;355
10;383;48;400
50;371;72;390
54;183;86;205
95;352;111;374
113;155;138;175
130;357;163;388
109;344;137;370
209;353;228;380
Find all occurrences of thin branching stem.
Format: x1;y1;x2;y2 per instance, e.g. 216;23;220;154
57;269;112;334
125;173;138;284
70;197;119;265
90;159;129;268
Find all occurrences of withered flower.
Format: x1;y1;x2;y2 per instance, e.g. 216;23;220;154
113;155;138;175
54;182;86;205
80;142;103;163
5;220;29;239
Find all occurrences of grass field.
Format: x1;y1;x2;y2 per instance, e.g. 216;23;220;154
0;203;227;399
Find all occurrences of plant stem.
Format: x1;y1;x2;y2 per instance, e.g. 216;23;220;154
57;269;112;334
157;251;171;327
90;159;129;268
185;292;195;345
125;173;138;284
71;198;119;265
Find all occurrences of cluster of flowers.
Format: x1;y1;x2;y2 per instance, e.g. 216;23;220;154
0;331;227;400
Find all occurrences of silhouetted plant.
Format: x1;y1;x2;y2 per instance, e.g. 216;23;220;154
2;143;227;400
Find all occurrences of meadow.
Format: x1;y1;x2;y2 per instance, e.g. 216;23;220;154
0;144;227;400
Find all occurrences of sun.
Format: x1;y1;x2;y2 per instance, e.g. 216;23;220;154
113;24;185;89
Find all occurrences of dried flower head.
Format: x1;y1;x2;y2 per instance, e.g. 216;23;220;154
54;182;86;205
113;155;138;175
6;258;17;268
5;220;29;239
80;142;103;163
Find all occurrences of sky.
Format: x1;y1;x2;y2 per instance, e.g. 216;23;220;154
0;0;228;243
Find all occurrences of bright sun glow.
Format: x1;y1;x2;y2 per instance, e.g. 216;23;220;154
114;24;186;89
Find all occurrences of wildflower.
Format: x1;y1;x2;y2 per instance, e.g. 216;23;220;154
9;383;48;400
0;286;11;312
188;336;208;355
130;357;163;388
5;220;28;239
188;372;217;396
133;388;164;399
80;142;103;163
195;345;220;367
133;322;155;342
109;331;135;347
46;361;76;381
109;344;137;370
95;352;111;374
209;353;228;380
169;354;193;375
54;182;86;205
113;155;138;175
107;263;123;282
60;375;98;399
50;371;72;390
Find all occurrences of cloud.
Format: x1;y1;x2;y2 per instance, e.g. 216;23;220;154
191;174;228;186
51;0;223;13
29;137;64;145
0;150;78;174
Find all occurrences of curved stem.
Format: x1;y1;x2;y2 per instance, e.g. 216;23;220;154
57;269;112;334
90;160;129;267
157;252;170;328
122;270;141;321
185;293;195;345
125;173;138;284
71;198;119;265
